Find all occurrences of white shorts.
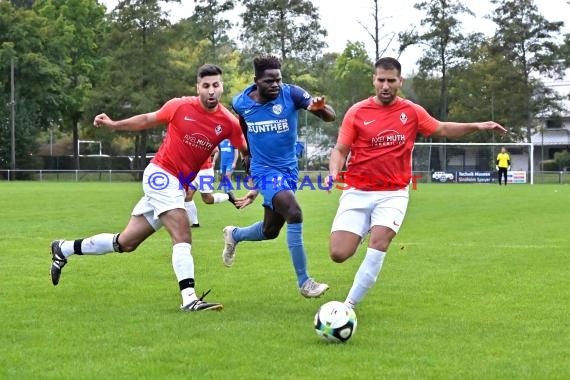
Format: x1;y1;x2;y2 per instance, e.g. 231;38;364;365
191;167;216;194
331;188;409;237
131;163;186;230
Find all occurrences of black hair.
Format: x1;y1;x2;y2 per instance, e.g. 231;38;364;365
253;55;281;78
374;57;401;75
197;64;222;81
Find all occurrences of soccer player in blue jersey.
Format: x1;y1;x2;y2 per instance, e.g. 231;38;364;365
221;55;336;298
218;139;238;193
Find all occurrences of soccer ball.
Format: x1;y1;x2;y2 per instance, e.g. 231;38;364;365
314;301;357;343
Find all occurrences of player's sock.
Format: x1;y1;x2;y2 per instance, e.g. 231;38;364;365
286;223;309;287
59;233;120;257
345;248;386;307
171;243;196;305
184;201;198;225
233;221;265;242
212;193;229;204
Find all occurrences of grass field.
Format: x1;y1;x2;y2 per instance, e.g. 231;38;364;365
1;181;569;379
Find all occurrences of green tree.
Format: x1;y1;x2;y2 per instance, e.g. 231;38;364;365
399;0;476;121
238;0;327;63
0;1;65;169
489;0;566;141
189;0;236;63
34;0;107;169
88;0;179;171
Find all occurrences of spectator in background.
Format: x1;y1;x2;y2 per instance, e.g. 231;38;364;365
496;147;511;186
217;139;239;193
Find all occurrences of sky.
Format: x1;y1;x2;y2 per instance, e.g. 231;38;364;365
101;0;569;76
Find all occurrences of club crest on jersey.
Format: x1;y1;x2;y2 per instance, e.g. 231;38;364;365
272;104;283;115
215;125;222;135
400;112;408;125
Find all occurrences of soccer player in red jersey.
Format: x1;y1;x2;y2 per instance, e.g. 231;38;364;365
49;64;248;312
326;57;506;310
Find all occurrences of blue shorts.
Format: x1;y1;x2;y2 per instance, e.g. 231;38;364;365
220;162;233;175
253;168;298;210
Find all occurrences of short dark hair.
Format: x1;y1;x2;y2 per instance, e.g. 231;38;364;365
253;55;281;78
375;57;401;75
197;64;222;81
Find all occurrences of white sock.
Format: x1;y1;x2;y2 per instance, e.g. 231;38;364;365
81;234;116;255
171;243;196;305
345;248;386;308
59;234;117;258
184;201;198;224
212;193;229;204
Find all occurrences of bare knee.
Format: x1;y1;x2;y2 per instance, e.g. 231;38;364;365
201;194;214;204
117;239;140;253
329;248;352;263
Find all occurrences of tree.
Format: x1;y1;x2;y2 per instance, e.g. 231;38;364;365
489;0;566;141
34;0;108;169
0;1;66;169
88;0;178;172
188;0;236;63
238;0;327;64
398;0;476;121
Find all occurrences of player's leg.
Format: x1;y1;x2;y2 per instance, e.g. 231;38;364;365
50;212;156;286
160;202;221;311
503;168;508;185
342;190;408;309
184;188;200;227
272;189;329;297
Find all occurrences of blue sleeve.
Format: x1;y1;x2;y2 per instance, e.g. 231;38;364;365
289;85;312;110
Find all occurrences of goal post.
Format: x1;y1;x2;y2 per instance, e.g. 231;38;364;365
413;142;534;184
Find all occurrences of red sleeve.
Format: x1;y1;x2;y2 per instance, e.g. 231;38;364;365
155;98;185;123
337;105;358;146
411;102;439;137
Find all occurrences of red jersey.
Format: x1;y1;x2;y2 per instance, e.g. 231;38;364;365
337;96;438;191
151;97;245;186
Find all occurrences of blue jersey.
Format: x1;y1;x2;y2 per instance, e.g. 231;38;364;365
219;139;236;165
232;83;312;174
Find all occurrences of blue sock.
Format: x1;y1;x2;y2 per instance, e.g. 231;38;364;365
233;221;265;242
287;223;309;287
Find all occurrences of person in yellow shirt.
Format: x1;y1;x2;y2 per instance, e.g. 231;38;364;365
496;147;511;185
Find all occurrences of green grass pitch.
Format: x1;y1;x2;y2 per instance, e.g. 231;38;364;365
1;181;568;379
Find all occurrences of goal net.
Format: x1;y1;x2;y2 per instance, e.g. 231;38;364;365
412;143;534;184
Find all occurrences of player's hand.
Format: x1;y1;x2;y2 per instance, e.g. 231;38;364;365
479;121;507;134
323;174;335;193
93;113;113;128
234;190;258;209
508;166;511;171
307;96;326;111
495;165;499;170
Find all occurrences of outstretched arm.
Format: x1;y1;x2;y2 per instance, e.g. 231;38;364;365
307;96;336;122
431;121;506;139
93;112;162;132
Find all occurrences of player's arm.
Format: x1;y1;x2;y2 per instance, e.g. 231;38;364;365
231;148;239;170
236;115;251;175
431;121;506;139
93;112;162;132
307;96;336;122
325;142;350;192
291;85;335;122
212;146;220;164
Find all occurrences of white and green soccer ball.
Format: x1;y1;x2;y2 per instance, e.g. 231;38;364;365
314;301;357;343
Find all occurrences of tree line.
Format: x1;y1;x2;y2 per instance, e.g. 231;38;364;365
1;0;569;171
